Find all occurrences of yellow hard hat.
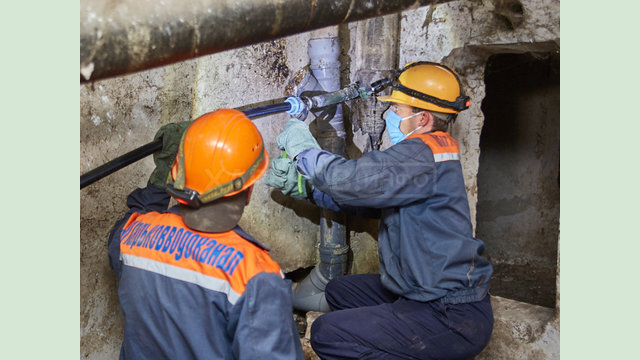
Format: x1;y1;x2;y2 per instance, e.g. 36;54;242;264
378;62;470;114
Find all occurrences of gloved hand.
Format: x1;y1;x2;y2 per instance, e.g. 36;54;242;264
264;156;311;200
276;118;321;159
149;121;192;188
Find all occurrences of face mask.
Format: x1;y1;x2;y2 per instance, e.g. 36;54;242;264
384;110;424;144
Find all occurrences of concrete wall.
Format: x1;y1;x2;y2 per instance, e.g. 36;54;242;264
80;0;560;358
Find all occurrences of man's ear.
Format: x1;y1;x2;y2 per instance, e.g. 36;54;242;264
419;111;434;129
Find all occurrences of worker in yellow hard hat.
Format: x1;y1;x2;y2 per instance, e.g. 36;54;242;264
377;61;471;144
109;109;303;359
267;62;493;359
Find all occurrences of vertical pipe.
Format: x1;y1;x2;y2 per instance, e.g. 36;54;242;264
292;26;348;312
309;27;346;147
308;27;349;281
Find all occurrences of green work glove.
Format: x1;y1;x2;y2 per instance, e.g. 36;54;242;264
276;118;321;159
264;156;311;200
149;121;192;188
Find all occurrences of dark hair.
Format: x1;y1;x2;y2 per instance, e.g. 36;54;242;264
411;107;457;132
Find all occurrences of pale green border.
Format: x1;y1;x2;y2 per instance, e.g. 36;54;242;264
561;0;640;358
3;0;634;358
1;1;78;358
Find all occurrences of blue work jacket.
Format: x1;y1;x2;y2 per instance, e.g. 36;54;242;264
297;131;493;304
108;185;303;359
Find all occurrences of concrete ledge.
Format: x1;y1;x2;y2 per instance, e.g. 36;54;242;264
299;296;559;360
477;296;559;360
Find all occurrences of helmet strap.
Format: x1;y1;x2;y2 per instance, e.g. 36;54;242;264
392;81;470;112
172;129;189;190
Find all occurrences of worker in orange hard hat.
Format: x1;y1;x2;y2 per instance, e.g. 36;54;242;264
165;109;270;231
108;109;303;360
267;62;493;360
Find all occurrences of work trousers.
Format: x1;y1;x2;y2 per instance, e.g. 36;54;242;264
310;274;493;360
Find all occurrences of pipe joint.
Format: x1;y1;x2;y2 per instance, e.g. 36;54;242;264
318;244;349;263
292;267;331;312
318;244;349;279
284;96;308;116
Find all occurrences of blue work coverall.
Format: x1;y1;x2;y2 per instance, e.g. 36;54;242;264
298;131;494;360
108;185;304;360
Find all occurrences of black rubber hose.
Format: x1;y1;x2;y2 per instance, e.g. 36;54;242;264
80;139;163;189
242;102;292;118
80;101;292;189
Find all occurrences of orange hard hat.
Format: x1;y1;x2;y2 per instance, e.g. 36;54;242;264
378;61;470;114
166;109;269;208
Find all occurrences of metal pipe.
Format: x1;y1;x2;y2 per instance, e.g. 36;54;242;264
81;0;440;82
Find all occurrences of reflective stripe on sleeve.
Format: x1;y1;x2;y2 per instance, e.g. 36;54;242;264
433;152;460;162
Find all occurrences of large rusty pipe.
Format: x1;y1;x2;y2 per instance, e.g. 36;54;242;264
81;0;438;82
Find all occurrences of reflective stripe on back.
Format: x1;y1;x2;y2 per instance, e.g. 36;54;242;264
407;131;460;162
119;212;282;303
121;253;242;304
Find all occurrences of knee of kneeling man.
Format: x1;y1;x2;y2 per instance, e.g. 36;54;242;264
310;315;334;345
310;315;326;337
